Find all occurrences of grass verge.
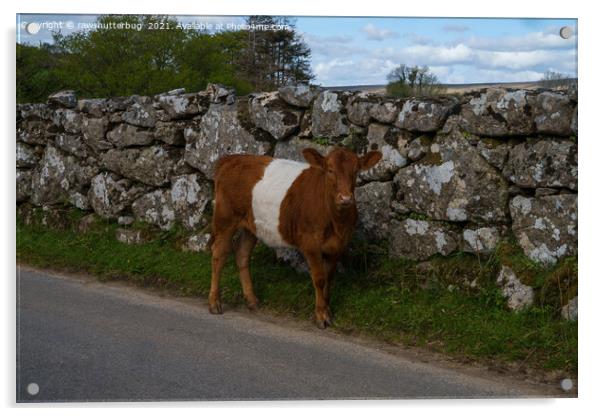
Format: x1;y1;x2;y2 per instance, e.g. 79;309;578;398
16;211;577;376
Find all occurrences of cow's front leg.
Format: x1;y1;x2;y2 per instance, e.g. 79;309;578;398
323;253;339;305
303;250;332;329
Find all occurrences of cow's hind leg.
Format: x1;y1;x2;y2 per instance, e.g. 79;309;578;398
209;223;237;315
234;228;259;310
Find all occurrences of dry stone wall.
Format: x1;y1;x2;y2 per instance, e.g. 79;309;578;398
17;84;578;270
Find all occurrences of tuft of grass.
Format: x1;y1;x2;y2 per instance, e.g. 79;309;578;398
16;213;577;374
312;136;330;146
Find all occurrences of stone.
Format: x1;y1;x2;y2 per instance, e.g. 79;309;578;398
535;188;559;197
170;174;212;230
48;90;77;108
275;248;309;273
156;92;208;120
395;97;459;132
390;200;411;215
131;189;176;230
561;296;577;321
154;121;186;146
54;133;88;159
78;213;99;233
355;181;393;239
30;146;89;206
88;172;149;218
278;84;317;108
61;109;83;134
496;265;534;311
69;191;90;210
311;91;349;139
571;107;577;135
117;215;135;226
462;227;501;254
81;116;111;151
182;233;213;253
273;136;332;162
106;123;154;147
105;97;130;112
18;119;48;145
20;103;52;120
115;228;152;245
76;98;108;117
38;205;71;230
509;194;577;265
249;92;303;140
298;111;312;138
503;138;577;191
102;145;182;186
130;174;212;231
389;218;459;261
16;142;40;168
394;130;509;223
359;124;407;182
458;89;535;136
16;169;32;202
206;83;236;104
476;138;510;170
184;103;271;179
407;136;432;161
369;99;401;124
122;96;156;128
345;93;377;127
533;91;575;136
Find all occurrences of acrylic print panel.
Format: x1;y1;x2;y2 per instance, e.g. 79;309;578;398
16;13;577;402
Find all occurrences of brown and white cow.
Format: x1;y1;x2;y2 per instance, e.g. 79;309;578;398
209;147;382;328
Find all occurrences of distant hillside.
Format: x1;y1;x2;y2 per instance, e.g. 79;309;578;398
322;79;578;95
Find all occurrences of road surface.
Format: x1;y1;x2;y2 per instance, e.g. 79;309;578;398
16;267;561;402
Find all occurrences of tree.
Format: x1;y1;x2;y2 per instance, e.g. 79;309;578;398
16;14;314;102
238;16;314;91
52;15;192;97
17;43;64;103
386;64;442;97
540;70;573;90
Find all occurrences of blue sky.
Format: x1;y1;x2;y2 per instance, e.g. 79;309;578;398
17;14;577;86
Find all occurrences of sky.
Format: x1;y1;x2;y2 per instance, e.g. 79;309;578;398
17;14;578;86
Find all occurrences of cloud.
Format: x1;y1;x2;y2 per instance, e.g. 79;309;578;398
442;24;469;33
301;32;366;58
465;31;576;51
304;33;353;44
375;44;473;65
402;33;433;45
374;43;576;72
475;49;576;70
314;57;398;86
360;24;399;41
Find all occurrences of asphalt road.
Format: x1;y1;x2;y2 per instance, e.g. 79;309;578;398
16;267;560;402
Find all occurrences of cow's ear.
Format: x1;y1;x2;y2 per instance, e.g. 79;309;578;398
359;151;382;171
302;148;325;168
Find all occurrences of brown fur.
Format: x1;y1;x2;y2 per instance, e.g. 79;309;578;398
209;148;381;328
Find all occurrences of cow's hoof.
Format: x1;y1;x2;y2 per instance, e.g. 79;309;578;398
209;302;223;314
245;294;259;312
315;318;332;329
315;313;332;329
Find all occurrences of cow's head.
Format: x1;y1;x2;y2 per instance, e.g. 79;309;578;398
302;147;382;209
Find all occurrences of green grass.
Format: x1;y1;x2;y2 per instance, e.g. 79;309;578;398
16;211;577;375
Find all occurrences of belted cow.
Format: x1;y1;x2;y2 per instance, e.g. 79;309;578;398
209;147;382;328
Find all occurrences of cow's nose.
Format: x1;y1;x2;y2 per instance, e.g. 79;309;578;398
337;193;353;206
